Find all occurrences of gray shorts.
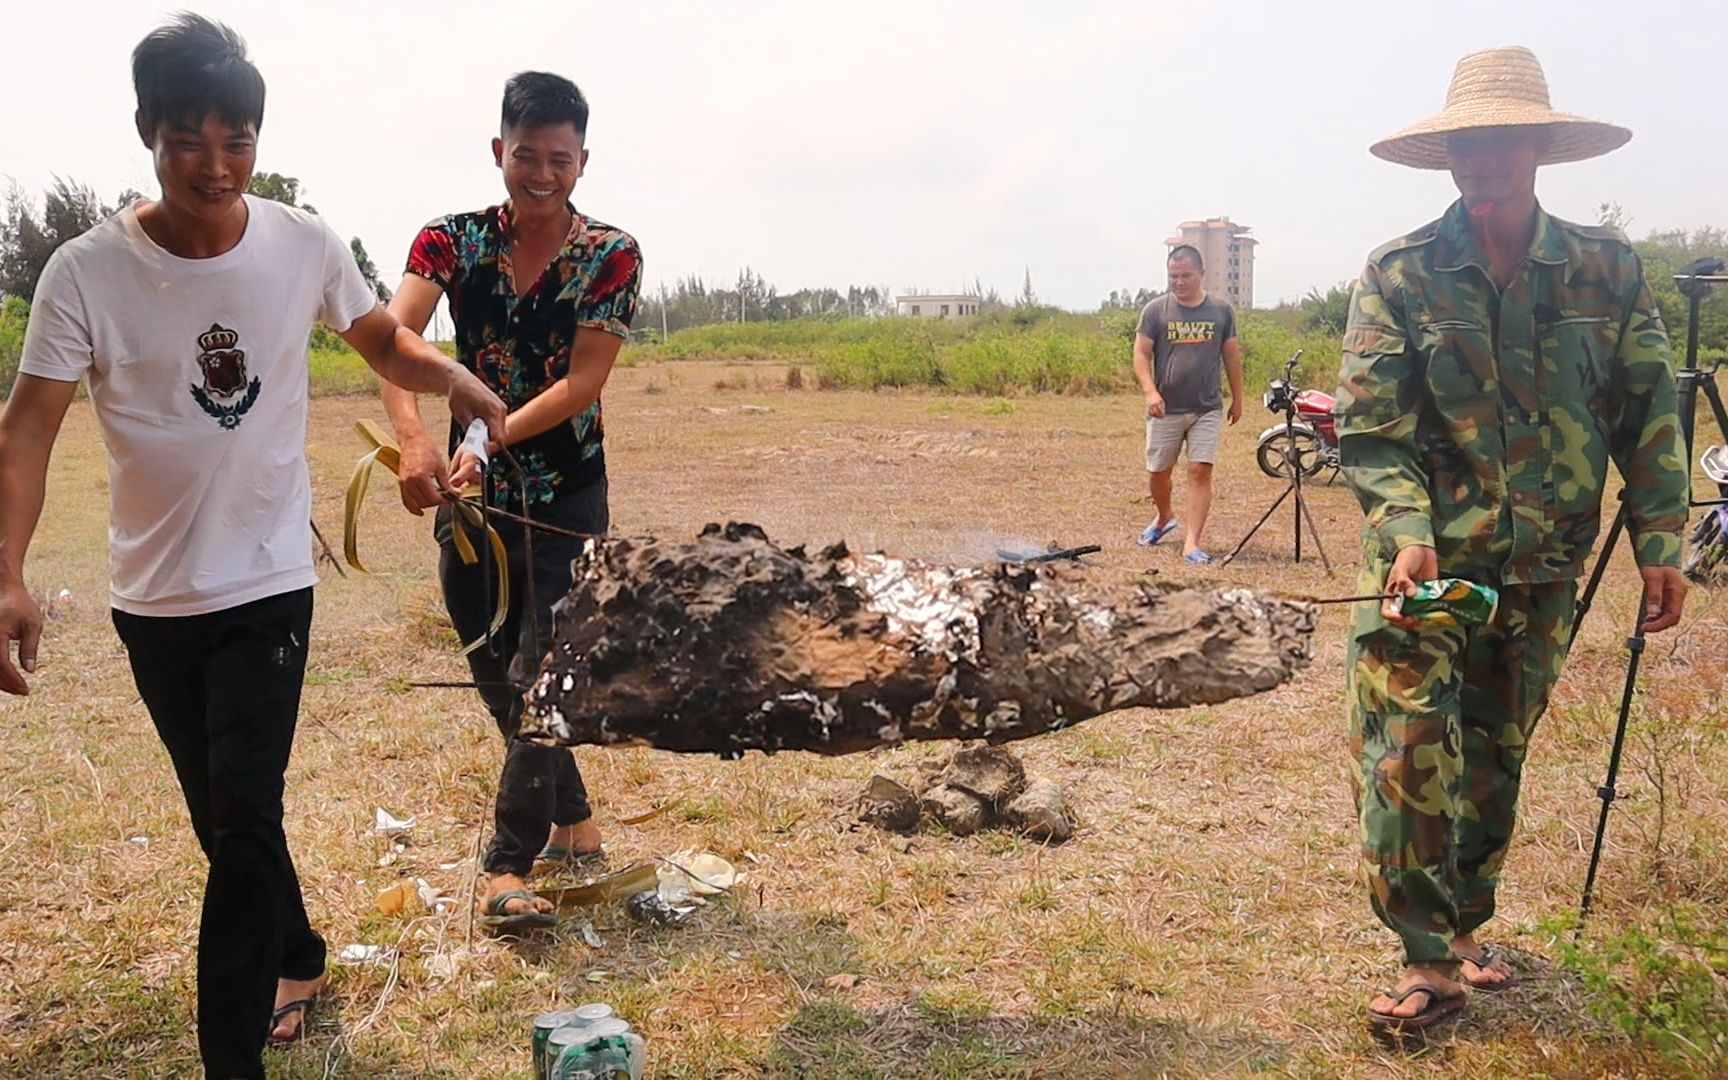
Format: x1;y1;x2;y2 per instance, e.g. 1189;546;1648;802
1145;408;1223;471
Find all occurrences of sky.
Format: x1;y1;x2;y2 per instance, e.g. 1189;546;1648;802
3;0;1724;312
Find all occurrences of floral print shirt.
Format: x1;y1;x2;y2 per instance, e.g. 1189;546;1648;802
406;202;642;504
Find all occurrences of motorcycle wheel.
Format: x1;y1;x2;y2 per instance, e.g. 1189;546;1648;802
1256;428;1324;479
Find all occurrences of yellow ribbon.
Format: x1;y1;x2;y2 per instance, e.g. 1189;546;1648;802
345;419;508;656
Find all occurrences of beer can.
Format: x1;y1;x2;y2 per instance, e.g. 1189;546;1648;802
1392;578;1499;627
571;1003;616;1025
533;1010;581;1080
582;1018;631;1040
544;1026;591;1078
551;1018;637;1079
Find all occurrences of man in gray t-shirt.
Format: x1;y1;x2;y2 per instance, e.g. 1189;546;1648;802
1131;245;1243;564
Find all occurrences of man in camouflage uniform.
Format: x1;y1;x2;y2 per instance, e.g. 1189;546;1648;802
1335;46;1689;1032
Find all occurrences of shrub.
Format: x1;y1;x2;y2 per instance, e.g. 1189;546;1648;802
0;296;28;400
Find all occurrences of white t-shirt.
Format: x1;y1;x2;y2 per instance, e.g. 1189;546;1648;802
20;195;378;617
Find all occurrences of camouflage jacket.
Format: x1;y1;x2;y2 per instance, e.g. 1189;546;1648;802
1335;200;1687;585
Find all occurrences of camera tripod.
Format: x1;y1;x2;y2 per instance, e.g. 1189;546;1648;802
1222;351;1332;572
1578;256;1727;919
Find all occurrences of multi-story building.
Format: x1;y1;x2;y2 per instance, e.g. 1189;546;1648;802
1165;218;1256;310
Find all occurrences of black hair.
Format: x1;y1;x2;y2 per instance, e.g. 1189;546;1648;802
501;72;589;136
1168;244;1204;270
132;13;265;136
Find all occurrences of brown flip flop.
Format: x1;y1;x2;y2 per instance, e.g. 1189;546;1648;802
1458;945;1520;992
1368;981;1468;1035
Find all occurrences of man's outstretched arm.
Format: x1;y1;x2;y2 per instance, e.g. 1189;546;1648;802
0;374;79;694
341;304;505;439
379;274;450;514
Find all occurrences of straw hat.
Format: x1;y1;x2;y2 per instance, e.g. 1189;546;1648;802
1370;46;1631;170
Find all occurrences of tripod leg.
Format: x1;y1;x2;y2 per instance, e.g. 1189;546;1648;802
1700;376;1728;470
1579;603;1648;922
1294;487;1333;574
1221;484;1293;566
1570;500;1627;650
1678;370;1700;467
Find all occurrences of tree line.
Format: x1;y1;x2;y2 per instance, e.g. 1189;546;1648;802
635;269;897;338
632;270;1032;339
0;172;391;303
3;177;1725;402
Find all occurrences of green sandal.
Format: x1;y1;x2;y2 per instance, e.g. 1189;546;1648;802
479;888;557;932
1459;945;1520;992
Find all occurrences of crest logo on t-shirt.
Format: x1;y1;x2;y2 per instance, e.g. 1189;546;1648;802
189;323;261;430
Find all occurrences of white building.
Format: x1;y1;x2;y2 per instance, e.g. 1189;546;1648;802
896;292;981;319
1165;218;1257;310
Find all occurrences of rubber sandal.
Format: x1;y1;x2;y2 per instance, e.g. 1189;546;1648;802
1367;981;1468;1034
536;842;604;863
1458;945;1520;992
266;996;317;1047
1137;520;1179;547
1184;550;1214;565
479;887;557;932
534;843;605;874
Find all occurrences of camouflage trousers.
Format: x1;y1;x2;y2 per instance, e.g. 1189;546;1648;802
1346;571;1576;966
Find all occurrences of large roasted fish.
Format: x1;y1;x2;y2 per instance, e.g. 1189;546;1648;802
518;523;1315;756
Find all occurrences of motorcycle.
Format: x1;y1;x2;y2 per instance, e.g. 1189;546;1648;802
1255;351;1340;480
1684;444;1728;584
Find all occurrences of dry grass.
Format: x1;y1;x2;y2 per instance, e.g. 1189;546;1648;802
3;359;1725;1077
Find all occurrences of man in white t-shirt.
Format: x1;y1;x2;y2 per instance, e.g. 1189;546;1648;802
0;16;504;1079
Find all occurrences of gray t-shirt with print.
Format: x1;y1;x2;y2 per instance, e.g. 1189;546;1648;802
1137;293;1237;414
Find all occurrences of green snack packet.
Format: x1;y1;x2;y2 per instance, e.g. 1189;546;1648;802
1392;578;1499;627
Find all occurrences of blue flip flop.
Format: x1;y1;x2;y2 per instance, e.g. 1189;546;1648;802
1185;550;1214;565
1137;520;1179;547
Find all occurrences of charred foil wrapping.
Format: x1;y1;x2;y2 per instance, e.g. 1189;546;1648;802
519;523;1315;755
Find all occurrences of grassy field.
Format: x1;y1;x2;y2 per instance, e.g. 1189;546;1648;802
4;360;1727;1077
284;308;1343;402
619;312;1343;398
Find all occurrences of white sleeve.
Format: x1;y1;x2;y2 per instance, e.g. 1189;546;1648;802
18;251;94;383
317;222;380;333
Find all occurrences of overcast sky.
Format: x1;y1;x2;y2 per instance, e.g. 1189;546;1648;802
4;0;1724;311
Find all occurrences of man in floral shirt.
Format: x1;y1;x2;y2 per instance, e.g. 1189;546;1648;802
383;71;642;930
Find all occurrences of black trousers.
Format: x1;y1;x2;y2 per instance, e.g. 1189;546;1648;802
112;587;324;1080
436;480;606;877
